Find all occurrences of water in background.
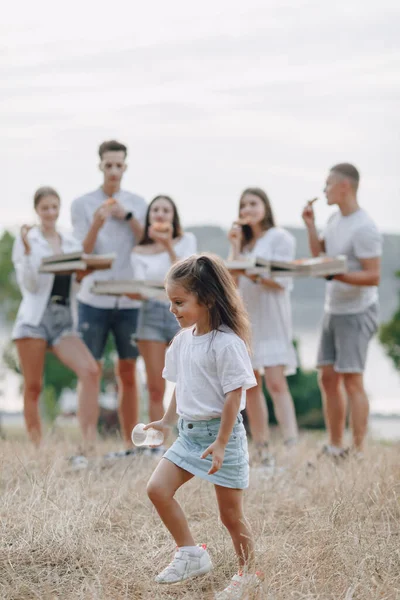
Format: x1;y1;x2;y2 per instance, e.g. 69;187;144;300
1;330;399;416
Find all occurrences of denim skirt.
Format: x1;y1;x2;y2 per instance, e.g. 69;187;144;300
164;415;249;489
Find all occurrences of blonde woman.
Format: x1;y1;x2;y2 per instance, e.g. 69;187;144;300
12;187;98;449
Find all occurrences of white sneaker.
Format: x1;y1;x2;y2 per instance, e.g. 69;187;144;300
68;455;89;471
215;572;262;599
155;544;213;584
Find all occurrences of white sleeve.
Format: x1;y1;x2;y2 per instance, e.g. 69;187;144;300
216;340;257;395
12;236;42;293
131;253;147;280
162;336;179;382
176;232;197;259
271;231;296;290
353;224;382;259
135;198;148;227
271;231;296;262
71;198;90;242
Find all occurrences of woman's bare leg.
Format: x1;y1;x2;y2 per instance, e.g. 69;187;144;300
264;365;298;443
15;339;47;446
52;335;100;451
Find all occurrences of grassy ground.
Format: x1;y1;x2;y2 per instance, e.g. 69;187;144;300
0;431;399;600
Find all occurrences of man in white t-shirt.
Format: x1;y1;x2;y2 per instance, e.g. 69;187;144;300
71;140;147;454
302;163;382;455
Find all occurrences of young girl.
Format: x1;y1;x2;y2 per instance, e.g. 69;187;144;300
131;196;196;451
144;254;261;599
12;187;99;449
228;187;298;466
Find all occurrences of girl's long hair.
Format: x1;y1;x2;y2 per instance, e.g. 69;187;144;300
139;195;183;245
166;253;252;351
239;187;275;251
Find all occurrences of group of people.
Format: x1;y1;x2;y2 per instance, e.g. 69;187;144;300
10;139;382;596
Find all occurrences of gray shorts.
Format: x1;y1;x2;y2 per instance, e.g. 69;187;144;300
12;302;76;348
317;303;379;373
136;299;179;344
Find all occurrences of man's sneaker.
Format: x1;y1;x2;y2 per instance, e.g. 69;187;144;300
254;444;275;468
318;445;349;460
143;445;166;460
68;455;89;471
215;572;262;599
155;544;213;584
104;448;137;461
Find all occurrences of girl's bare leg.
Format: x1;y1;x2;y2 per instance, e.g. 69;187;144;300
215;485;255;569
147;459;195;547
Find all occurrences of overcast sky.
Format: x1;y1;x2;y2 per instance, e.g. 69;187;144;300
2;0;400;235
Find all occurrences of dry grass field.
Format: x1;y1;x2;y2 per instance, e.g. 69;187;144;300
0;432;399;600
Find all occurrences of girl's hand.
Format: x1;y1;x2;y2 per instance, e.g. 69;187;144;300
20;225;33;254
201;440;226;475
143;420;172;443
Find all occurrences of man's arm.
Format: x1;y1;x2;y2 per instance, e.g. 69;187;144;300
71;198;106;254
302;202;325;256
109;202;144;242
333;256;381;286
128;217;144;241
81;213;105;254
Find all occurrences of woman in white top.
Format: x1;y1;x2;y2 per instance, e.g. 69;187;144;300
12;187;99;447
131;195;197;427
228;187;298;462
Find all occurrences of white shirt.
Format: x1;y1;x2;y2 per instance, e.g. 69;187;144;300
322;209;382;314
71;187;147;309
131;233;197;288
238;228;297;373
12;227;81;330
163;326;257;420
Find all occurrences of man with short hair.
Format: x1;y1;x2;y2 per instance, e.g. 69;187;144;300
302;163;382;455
71;140;147;453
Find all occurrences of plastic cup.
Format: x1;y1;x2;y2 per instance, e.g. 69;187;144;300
131;423;164;447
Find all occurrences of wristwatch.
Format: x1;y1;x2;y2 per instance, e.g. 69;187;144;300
325;274;335;281
124;211;133;221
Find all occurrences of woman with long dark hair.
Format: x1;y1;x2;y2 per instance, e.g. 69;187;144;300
228;187;298;466
131;195;196;451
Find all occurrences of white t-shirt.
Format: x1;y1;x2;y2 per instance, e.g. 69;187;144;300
131;233;197;287
163;326;257;420
71;187;147;309
322;209;382;314
238;228;297;373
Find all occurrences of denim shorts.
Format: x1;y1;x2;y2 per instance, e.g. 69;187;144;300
77;301;140;361
136;299;179;344
12;302;76;348
164;414;249;489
